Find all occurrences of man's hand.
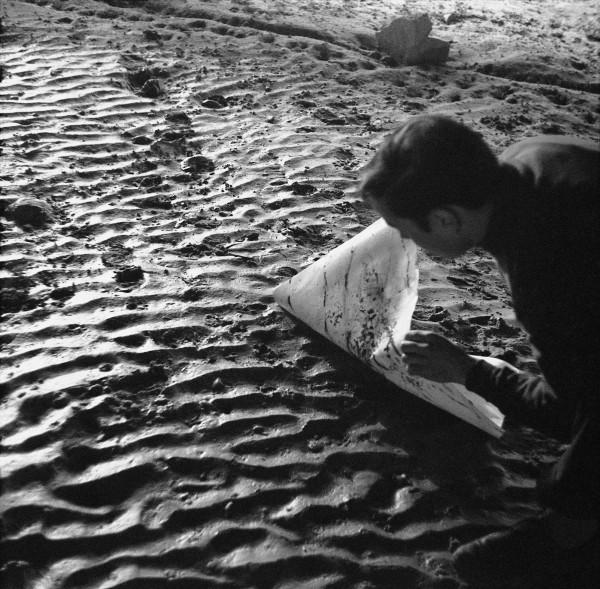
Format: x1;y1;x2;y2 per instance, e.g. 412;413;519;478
399;331;477;385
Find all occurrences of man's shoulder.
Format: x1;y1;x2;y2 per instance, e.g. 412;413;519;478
499;135;599;189
500;135;599;163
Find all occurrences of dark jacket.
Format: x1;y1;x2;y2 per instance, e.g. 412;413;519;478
466;136;600;441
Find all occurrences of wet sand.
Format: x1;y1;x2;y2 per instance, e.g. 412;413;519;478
1;1;599;587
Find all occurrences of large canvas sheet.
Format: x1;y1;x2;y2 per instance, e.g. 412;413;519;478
274;219;505;437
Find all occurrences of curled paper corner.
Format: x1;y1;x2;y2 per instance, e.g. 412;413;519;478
273;219;418;349
274;219;504;437
371;328;505;435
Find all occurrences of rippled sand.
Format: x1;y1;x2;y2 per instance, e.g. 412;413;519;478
1;1;598;588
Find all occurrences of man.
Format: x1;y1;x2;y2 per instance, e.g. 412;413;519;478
360;115;599;586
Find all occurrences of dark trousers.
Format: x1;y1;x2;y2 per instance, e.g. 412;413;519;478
537;407;600;519
466;358;599;518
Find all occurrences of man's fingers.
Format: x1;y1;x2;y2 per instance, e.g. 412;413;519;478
399;341;429;355
404;330;436;343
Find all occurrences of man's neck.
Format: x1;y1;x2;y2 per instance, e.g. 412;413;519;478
469;201;495;247
478;164;522;252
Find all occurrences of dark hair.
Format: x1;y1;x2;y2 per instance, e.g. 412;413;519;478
360;115;500;229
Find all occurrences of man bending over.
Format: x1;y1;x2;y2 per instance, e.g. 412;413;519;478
360;115;599;586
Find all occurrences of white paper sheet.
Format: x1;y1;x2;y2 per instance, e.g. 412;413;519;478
274;219;505;437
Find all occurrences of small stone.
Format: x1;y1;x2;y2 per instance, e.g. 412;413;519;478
132;135;153;144
443;12;463;24
171;173;193;183
0;288;27;313
140;79;162;98
127;67;165;87
289;182;316;195
49;285;75;301
495;317;521;336
200;94;228;109
159;129;185;141
313;107;346;125
181;155;215;175
201;99;222;109
6;197;54;227
396;473;410;487
294;98;317;108
381;55;397;67
114;265;144;283
308;439;324;453
88;384;103;395
143;29;161;42
468;314;492;325
312;42;331;61
428;308;450;322
212;378;225;392
165;110;192;125
584;23;600;42
570;58;587;71
139;175;162;188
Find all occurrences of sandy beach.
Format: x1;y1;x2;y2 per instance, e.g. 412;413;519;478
1;1;598;587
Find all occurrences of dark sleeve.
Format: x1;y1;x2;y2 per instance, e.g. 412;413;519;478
465;360;574;441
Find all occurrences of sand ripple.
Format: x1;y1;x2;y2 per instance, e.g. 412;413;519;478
1;1;598;588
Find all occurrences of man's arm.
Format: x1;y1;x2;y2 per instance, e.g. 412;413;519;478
465;359;574;441
400;331;575;441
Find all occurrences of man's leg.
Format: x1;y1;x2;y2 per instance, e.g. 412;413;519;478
452;410;599;585
537;412;600;522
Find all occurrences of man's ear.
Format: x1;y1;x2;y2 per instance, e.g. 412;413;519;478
428;207;461;234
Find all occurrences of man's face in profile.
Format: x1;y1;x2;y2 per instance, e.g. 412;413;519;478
371;199;473;258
